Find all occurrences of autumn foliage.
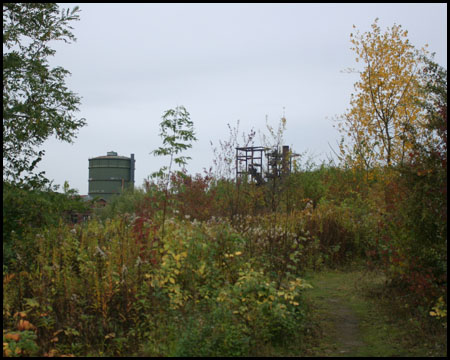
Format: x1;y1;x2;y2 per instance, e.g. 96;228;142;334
3;18;446;357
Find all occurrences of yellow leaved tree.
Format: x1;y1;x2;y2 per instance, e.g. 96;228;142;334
336;18;430;170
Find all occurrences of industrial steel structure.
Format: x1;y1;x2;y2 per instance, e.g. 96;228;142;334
235;146;265;184
88;151;135;201
235;145;298;184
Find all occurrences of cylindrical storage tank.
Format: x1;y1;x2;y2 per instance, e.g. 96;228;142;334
88;151;135;201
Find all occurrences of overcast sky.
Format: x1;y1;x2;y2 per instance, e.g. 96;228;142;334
36;3;447;195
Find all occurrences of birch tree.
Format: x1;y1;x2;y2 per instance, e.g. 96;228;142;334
336;18;429;169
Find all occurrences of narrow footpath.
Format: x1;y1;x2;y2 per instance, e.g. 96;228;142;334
301;269;413;357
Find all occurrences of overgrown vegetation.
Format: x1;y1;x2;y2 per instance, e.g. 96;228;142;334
4;150;446;356
3;12;446;357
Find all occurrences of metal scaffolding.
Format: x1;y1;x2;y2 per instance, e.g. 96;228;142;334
235;145;299;184
235;146;265;184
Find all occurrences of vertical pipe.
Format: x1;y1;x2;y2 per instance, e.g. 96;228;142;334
130;153;135;188
235;148;238;183
282;146;290;176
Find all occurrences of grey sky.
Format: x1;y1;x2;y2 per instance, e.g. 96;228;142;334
36;3;447;195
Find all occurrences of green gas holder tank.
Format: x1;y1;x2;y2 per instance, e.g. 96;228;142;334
88;151;135;201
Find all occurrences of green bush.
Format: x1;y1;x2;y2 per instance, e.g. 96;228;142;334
3;182;88;272
174;304;250;357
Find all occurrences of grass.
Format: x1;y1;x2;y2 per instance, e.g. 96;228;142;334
298;266;447;357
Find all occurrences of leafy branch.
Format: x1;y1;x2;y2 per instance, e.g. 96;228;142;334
150;105;197;235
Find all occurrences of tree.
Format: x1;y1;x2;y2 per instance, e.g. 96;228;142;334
3;3;86;188
417;55;447;161
336;18;429;169
151;106;197;185
403;56;447;245
151;105;197;235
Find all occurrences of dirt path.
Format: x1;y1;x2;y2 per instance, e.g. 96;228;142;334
327;297;365;354
301;269;410;357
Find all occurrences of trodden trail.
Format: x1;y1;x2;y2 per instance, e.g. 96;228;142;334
301;269;412;357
